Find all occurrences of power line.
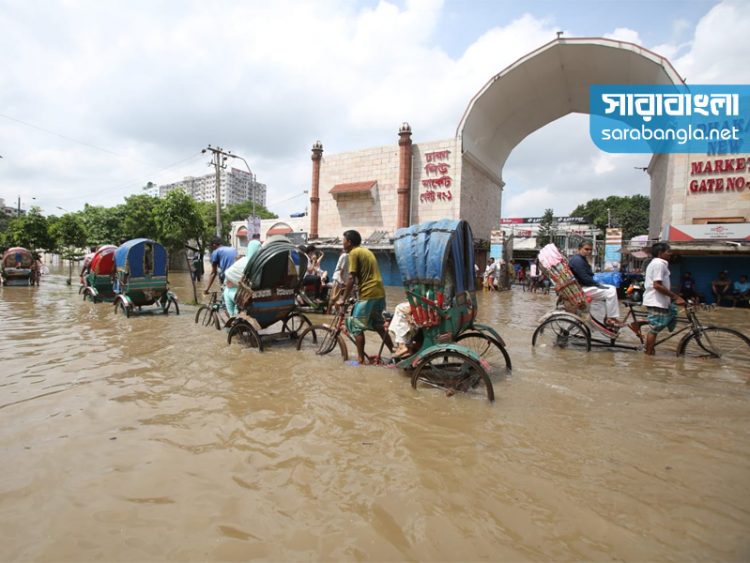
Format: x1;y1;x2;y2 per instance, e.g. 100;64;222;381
0;112;163;166
55;151;206;203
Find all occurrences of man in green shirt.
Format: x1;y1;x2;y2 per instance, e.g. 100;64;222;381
338;229;394;364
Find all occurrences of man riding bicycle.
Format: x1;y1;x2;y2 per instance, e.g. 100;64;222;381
337;229;394;365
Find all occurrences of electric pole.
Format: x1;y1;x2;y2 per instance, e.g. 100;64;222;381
202;145;230;238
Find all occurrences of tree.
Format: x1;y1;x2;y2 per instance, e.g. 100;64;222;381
50;213;88;284
154;189;207;251
79;204;125;246
536;208;555;248
570;195;649;240
2;207;53;251
121;194;160;240
225;200;277;222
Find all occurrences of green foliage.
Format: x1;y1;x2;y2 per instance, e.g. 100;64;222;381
154;189;207;251
121;194;160;240
536;208;555;248
79;204;125;245
570;195;649;240
225;200;277;222
1;207;54;251
50;213;88;253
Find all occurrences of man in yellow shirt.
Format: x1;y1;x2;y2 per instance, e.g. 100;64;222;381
338;229;394;364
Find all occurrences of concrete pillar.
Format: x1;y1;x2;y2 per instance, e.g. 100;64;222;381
310;140;323;240
397;122;413;229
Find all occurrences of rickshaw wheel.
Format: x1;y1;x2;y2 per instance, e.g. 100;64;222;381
114;300;130;318
532;315;590;351
455;332;512;373
411;350;494;402
282;312;312;339
82;288;94;302
228;320;263;350
162;296;180;315
296;324;348;359
195;305;221;330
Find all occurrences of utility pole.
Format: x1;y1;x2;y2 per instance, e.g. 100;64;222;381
202;145;230;238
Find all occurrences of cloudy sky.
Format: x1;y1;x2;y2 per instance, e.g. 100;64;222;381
1;0;748;220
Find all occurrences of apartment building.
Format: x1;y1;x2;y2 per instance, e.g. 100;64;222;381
152;168;267;208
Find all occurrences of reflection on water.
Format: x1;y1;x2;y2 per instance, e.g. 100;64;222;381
1;268;749;561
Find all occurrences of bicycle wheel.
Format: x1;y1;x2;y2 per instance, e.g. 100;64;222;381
227;320;263;350
282;312;313;340
195;305;220;330
455;332;512;373
411;349;494;402
678;327;750;366
532;315;591;351
296;324;348;359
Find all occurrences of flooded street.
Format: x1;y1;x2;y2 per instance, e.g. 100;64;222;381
1;269;750;561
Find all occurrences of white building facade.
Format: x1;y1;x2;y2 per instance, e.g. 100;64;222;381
153;168;267;208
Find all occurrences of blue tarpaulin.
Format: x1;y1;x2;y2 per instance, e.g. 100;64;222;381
394;219;475;295
115;238;168;278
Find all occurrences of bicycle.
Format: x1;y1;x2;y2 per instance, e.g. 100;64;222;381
532;300;750;367
194;291;229;330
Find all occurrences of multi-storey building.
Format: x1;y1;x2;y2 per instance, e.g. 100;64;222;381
151;168;267;208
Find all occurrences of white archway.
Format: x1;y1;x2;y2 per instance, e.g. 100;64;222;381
456;37;684;185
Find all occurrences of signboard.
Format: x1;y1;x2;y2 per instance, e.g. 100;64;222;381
247;216;261;237
501;216;587;225
661;223;750;241
604;228;623;271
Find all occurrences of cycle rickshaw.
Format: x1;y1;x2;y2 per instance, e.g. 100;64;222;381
227;236;313;350
112;238;180;317
296;219;511;401
80;245;117;302
531;244;750;367
1;247;35;286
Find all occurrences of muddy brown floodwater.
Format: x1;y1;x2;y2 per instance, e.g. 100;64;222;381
1;268;749;561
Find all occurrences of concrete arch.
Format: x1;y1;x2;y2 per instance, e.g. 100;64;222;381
266;221;294;237
456;37;684;184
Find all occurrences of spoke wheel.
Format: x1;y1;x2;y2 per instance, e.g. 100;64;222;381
282;312;313;340
195;305;220;329
455;332;512;373
411;350;494;402
296;324;348;359
679;327;750;367
532;316;591;351
228;321;263;350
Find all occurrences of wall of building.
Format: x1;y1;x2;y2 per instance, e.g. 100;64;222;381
409;139;461;226
649;153;670;238
682;152;750;223
317;145;401;238
459;155;502;241
651;151;750;236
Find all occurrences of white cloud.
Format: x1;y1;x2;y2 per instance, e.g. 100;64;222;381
604;27;642;44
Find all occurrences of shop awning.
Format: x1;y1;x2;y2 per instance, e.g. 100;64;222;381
236;226;248;237
630;250;649;259
330;180;377;199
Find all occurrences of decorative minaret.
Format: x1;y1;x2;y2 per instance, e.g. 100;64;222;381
397;123;413;229
309;140;323;240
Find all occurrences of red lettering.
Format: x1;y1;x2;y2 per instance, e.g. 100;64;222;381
724;159;735;172
689;180;699;192
691;162;704;175
737;158;746;171
715;178;724;192
715;160;725;173
704;161;713;174
699;180;707;192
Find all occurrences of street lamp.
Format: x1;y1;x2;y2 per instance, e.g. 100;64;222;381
56;206;69;213
226;153;259;234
